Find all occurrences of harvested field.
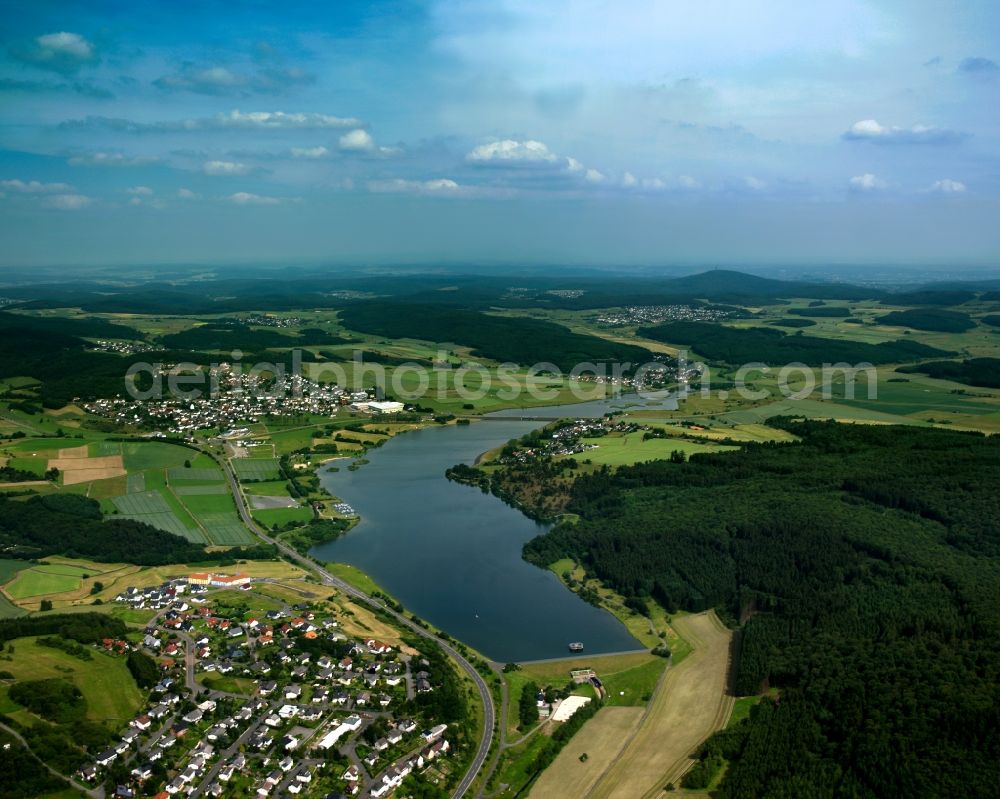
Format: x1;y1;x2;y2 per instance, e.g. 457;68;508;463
52;453;127;485
528;707;645;799
585;611;734;799
56;446;90;459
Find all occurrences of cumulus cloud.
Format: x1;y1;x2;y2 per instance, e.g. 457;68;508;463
676;175;699;189
228;191;296;205
1;179;74;194
467;139;558;164
203;160;251;176
928;178;966;194
584;168;606;184
849;173;887;191
367;178;464;195
13;32;97;74
958;57;998;74
339;129;375;152
68;151;159;167
60;109;363;134
154;65;315;96
744;176;767;191
41;193;92;210
177;188;200;199
126;185;154;196
843;119;966;145
622;172;638;188
290;146;329;159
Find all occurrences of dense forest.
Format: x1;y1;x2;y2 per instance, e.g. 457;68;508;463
339;303;657;372
787;307;852;317
521;420;1000;797
0;493;274;564
637;321;951;365
899;357;1000;388
876;308;977;332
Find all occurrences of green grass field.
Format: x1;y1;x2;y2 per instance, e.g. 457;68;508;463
5;456;47;476
562;433;737;467
4;565;87;598
252;506;313;527
232;457;282;481
0;636;143;725
121;441;192;471
244;480;293;496
0;558;30;583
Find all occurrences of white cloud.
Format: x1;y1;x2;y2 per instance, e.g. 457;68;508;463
16;32;97;73
367;178;464;195
214;110;359;130
928;178;966;194
848;173;886;191
36;32;93;60
467;139;557;163
42;193;92;210
177;188;200;199
565;157;585;172
338;129;375;152
1;179;74;194
61;109;363;134
68;152;159;167
128;197;143;206
203;160;250;176
676;175;699;189
584;168;606;184
744;176;767;190
291;146;329;159
126;185;154;196
228;191;297;205
621;172;638;188
843;119;965;145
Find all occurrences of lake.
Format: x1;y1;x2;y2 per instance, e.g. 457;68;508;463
311;397;673;662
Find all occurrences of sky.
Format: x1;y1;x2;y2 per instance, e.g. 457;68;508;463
0;0;998;268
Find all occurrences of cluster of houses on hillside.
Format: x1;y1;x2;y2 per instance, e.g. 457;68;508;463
498;417;646;463
83;367;355;433
595;304;736;327
85;576;455;798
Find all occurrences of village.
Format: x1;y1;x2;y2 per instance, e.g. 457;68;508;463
78;573;455;799
594;304;737;327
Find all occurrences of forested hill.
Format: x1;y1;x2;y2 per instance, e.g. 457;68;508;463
523;420;1000;797
338;303;657;372
637;320;952;365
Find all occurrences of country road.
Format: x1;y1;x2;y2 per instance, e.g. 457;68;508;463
200;443;496;799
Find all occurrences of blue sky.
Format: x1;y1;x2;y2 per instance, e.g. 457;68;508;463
1;0;998;267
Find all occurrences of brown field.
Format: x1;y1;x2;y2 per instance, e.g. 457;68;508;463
528;707;645;799
585;611;734;799
57;446;90;459
49;453;127;485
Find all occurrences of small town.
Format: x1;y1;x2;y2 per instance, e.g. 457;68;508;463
594;305;737;327
74;573;455;799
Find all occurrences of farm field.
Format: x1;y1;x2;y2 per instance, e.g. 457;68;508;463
527;706;645;799
562;433;737;467
232;457;282;481
586;612;734;799
3;562;94;599
0;636;143;726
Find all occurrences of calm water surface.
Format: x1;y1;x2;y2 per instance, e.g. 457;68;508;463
312;398;673;661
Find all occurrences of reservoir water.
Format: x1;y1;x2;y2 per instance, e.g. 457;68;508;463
312;397;675;662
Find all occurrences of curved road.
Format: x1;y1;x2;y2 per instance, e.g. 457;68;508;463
201;444;495;799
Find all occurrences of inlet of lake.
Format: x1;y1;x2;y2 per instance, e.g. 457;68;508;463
312;396;677;662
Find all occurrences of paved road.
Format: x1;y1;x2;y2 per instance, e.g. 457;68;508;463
201;444;496;799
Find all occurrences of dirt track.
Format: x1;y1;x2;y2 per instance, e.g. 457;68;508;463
584;611;734;799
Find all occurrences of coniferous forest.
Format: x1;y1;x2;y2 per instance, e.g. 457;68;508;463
523;420;1000;797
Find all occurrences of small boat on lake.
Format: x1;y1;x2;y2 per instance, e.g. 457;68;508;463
568;642;584;652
